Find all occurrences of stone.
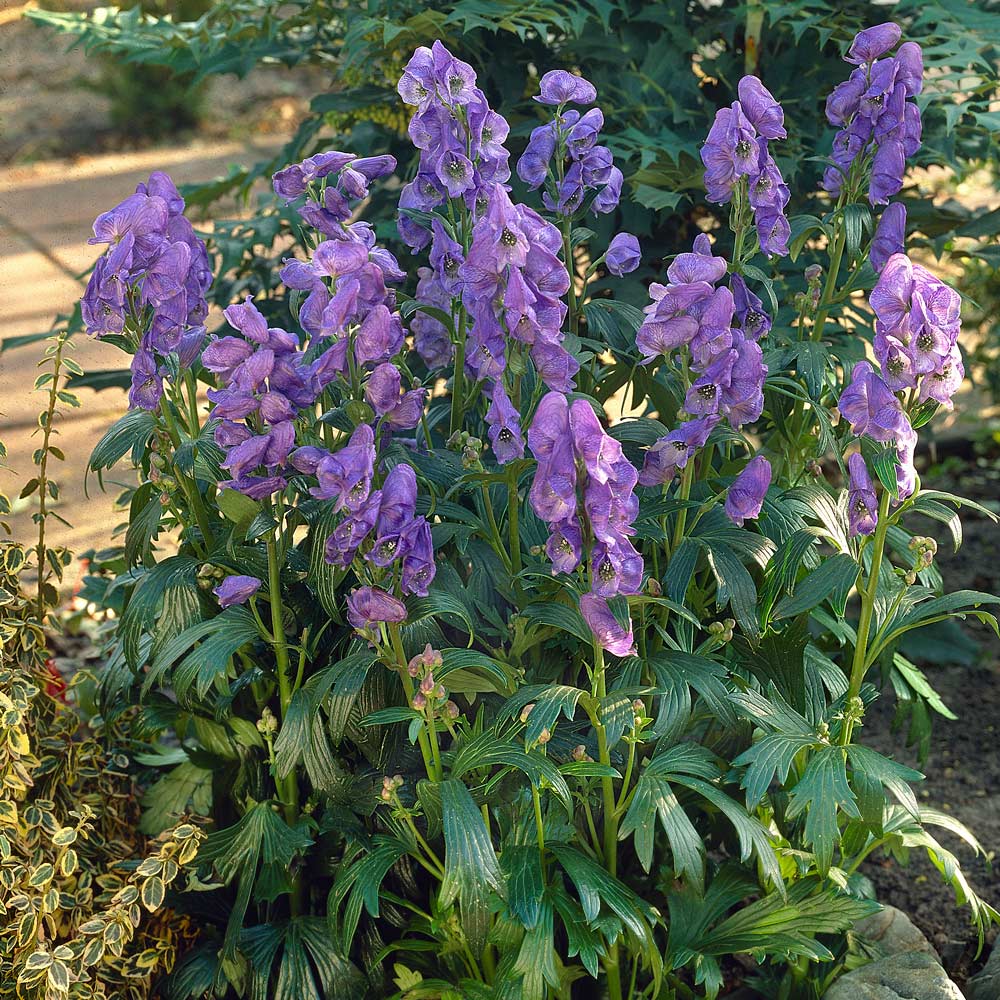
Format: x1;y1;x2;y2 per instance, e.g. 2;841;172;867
825;952;964;1000
968;942;1000;1000
855;904;939;960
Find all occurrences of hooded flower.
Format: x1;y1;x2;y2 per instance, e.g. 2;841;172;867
606;233;641;276
725;455;771;526
214;575;262;608
870;202;906;273
347;587;408;632
580;594;636;657
846;453;878;536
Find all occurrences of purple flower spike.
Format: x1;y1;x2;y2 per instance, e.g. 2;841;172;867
347;587;408;632
214;575;262;608
847;23;902;66
725;455;771;527
737;76;787;140
580;594;636;657
846;453;878;537
546;517;583;575
606;233;641;276
535;69;597;106
870;202;906;273
485;383;524;464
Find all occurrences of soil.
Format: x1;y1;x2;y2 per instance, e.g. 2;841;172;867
862;450;1000;988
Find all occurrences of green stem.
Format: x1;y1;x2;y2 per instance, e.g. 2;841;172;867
267;520;303;916
183;370;201;435
480;484;512;572
841;488;892;746
561;219;579;337
811;220;847;343
160;399;214;552
593;643;623;1000
670;461;695;556
449;313;467;437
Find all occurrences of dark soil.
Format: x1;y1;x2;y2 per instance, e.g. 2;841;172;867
862;451;1000;988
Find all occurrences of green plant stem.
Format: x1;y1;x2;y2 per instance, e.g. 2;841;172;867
615;736;637;817
670;461;695;557
841;488;892;746
266;522;303;916
561;219;579;336
183;370;201;434
160;399;214;552
811;221;847;343
480;483;512;572
389;624;439;781
450;314;467;437
593;643;623;1000
507;465;522;580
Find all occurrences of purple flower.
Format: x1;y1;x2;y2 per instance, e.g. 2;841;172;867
580;594;635;657
737;76;786;140
725;455;771;527
730;274;771;340
591;538;643;598
700;102;759;204
326;489;382;567
606;233;641;276
838;361;911;444
128;347;163;411
485;384;524;464
870;202;906;273
214;575;262;608
365;363;404;416
534;69;597;106
638;415;719;487
635;282;711;361
400;518;436;596
311;424;376;511
347;587;407;632
354;305;404;368
847;23;902;66
545;517;583;575
846;453;878;537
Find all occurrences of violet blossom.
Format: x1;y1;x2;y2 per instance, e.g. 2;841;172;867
725;455;771;527
214;575;262;608
347;587;408;633
606;233;641;276
846;453;878;536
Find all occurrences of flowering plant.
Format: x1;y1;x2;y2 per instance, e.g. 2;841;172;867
69;24;998;1000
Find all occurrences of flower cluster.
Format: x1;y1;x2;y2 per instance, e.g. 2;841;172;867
528;393;643;656
82;171;212;409
700;76;791;256
396;40;511;251
516;70;623;217
203;297;324;498
838;360;918;501
636;235;768;486
823;23;923;204
870;252;963;410
314;459;436;598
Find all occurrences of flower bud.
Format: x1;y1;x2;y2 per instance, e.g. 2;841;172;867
419;673;435;694
904;570;917;585
571;744;588;761
345;399;376;427
413;692;427;711
646;578;662;597
433;684;446;701
444;701;460;720
805;264;823;283
537;727;551;745
256;707;278;738
520;703;535;724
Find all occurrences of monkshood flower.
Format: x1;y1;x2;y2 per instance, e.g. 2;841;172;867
83;171;213;410
395;41;511;249
410;268;454;369
516;73;623;218
725;455;771;527
637;234;768;443
822;23;923;205
838;361;919;499
606;233;641;276
869;253;963;408
365;364;427;431
528;393;643;655
459;184;576;392
272;150;396;205
638;415;719;487
847;453;878;537
579;594;636;658
214;575;262;608
347;586;408;634
870;202;906;273
700;76;790;256
485;383;525;464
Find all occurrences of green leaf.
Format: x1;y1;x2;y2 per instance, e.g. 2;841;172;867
785;746;860;874
521;601;592;645
773;553;859;620
440;779;504;952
